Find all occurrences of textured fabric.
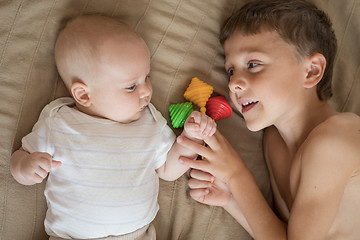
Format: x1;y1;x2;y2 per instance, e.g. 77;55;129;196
0;0;359;240
22;98;174;239
49;224;156;240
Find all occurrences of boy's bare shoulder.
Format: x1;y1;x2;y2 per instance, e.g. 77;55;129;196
304;112;360;166
309;112;359;146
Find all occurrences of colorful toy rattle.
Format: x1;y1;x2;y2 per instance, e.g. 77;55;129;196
169;77;232;128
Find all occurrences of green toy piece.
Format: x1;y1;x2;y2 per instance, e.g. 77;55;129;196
169;102;193;128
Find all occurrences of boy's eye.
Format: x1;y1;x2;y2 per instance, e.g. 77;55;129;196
126;85;136;92
226;68;234;77
248;62;260;69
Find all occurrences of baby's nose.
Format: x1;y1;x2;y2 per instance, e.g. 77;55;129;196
139;82;152;98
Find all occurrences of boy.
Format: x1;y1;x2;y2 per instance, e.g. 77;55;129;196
177;0;360;239
10;14;216;239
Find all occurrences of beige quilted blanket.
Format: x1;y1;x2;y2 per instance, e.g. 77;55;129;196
0;0;359;239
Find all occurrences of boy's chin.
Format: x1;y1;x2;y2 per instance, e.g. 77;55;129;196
245;121;264;132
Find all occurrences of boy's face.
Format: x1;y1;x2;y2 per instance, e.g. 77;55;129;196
87;38;152;123
224;30;308;131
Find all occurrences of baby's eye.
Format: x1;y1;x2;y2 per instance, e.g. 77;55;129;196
126;85;136;92
247;62;260;69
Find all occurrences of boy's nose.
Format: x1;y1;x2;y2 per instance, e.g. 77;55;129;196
228;76;247;93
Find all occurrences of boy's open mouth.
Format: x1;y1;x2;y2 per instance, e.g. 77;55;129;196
241;101;259;114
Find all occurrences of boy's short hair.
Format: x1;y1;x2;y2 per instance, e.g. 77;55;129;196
220;0;337;101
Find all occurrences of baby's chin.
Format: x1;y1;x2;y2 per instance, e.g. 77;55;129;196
117;111;143;124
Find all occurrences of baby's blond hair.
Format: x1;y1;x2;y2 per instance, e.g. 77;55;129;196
55;14;142;90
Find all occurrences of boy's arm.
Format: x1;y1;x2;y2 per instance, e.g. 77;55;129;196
10;147;60;185
287;132;358;239
177;130;288;239
188;168;255;237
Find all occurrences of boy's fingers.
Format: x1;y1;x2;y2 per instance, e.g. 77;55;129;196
189;189;209;203
190;169;214;182
203;130;224;150
188;178;212;189
177;136;209;157
179;156;209;173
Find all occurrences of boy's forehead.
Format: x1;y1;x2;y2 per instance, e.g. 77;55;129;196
224;30;284;51
223;30;299;64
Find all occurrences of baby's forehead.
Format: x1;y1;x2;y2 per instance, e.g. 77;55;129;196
59;16;144;57
65;16;132;39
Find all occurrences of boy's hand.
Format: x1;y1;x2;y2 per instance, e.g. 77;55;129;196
20;152;61;184
184;111;217;140
188;169;232;207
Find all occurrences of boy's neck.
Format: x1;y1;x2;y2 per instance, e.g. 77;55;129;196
275;100;336;155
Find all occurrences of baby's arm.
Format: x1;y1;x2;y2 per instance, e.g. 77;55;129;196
156;111;216;181
10;147;61;185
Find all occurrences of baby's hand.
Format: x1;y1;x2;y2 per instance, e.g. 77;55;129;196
20;152;61;184
184;111;216;140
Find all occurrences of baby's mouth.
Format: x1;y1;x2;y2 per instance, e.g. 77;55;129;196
140;104;148;111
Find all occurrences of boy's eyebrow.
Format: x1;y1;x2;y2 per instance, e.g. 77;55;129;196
224;50;270;66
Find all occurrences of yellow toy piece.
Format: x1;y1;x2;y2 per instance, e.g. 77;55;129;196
183;77;214;114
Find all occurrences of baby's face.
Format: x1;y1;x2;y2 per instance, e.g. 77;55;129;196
87;37;152;123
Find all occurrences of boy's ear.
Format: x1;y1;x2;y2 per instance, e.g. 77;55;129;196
303;53;326;88
71;82;91;107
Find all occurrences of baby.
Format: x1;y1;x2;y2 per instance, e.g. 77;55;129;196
10;14;216;240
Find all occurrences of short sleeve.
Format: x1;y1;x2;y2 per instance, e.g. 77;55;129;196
147;103;176;170
154;123;176;169
22;105;52;155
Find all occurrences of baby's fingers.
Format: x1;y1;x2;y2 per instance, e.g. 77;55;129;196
200;118;216;137
51;160;62;168
32;174;46;184
35;167;49;179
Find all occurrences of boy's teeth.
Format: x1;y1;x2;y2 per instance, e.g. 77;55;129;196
243;101;254;106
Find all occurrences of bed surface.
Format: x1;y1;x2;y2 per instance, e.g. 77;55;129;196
0;0;359;239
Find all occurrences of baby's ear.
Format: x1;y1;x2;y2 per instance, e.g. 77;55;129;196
303;53;326;88
71;82;91;107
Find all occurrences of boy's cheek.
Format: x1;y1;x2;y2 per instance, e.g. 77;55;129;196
229;94;242;113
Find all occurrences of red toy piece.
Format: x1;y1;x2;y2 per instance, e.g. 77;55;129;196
205;95;232;121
